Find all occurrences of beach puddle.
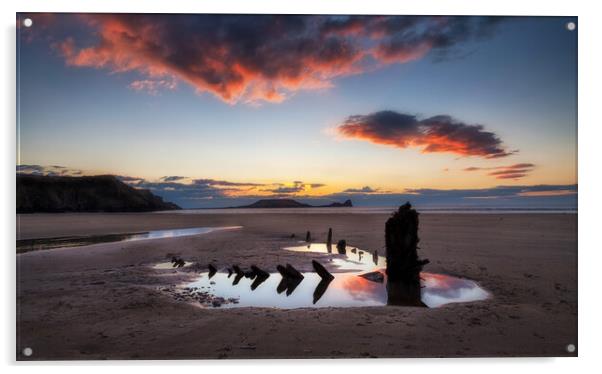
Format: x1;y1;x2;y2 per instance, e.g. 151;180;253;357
17;226;242;253
172;242;489;309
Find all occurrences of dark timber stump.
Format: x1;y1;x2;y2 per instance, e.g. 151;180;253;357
385;202;429;282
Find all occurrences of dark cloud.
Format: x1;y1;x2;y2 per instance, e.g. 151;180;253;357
27;14;505;104
117;175;145;184
464;163;535;179
337;111;513;158
16;164;83;176
263;181;326;194
267;186;306;194
161;176;187;182
342;186;379;193
192;179;265;187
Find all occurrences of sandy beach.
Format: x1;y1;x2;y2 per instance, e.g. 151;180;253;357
16;212;577;360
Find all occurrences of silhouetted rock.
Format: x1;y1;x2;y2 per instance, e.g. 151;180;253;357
227;199;352;209
326;199;353;207
385;202;429;282
336;240;347;254
312;260;334;281
17;174;180;213
305;231;312;242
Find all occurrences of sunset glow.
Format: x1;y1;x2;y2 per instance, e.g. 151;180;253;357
16;14;577;209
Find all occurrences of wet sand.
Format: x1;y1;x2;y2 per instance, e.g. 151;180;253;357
16;212;577;359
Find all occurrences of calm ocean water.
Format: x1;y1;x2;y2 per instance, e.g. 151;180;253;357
159;207;577;215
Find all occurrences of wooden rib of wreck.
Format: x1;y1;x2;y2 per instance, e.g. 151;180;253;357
250;265;269;279
276;264;304;280
208;264;217;278
312;260;334;281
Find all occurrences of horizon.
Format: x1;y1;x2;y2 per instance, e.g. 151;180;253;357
17;14;577;209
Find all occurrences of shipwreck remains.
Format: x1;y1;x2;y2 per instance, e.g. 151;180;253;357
170;256;186;268
385;202;429;282
384;202;429;307
312;260;334;281
277;264;304;280
208;264;217;278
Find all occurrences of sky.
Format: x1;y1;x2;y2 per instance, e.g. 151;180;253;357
16;14;577;209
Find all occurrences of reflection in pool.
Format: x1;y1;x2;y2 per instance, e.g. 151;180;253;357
17;226;242;253
284;243;386;272
178;243;489;309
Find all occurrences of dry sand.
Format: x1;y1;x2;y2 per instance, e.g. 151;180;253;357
16;212;577;360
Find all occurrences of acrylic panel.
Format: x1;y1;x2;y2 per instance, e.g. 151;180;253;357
16;13;577;360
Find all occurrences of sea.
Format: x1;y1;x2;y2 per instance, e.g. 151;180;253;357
157;207;577;215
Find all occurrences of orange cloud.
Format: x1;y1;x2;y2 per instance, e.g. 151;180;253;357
464;163;535;180
28;14;505;104
338;111;514;159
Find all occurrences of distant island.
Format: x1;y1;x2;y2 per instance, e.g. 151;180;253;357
17;174;181;213
229;198;353;209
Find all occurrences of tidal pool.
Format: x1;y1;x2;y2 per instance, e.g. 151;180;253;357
17;226;242;253
183;270;488;308
175;242;489;309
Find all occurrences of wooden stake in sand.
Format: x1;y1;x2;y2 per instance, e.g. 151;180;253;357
385;202;429;282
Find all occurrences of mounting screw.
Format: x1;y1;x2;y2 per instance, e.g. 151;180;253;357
566;22;576;31
22;347;33;356
23;18;33;28
566;343;576;353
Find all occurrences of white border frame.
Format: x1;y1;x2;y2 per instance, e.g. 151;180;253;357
3;1;600;373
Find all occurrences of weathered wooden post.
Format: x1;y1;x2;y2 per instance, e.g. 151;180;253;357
305;231;312;242
327;228;332;245
385;202;429;282
385;202;429;307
